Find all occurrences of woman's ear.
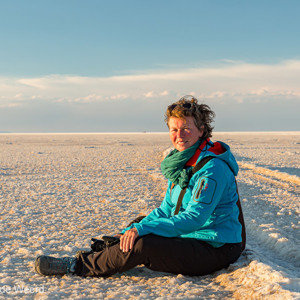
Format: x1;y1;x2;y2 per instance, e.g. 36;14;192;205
199;125;205;138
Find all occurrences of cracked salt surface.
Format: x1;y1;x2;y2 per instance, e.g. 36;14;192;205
0;132;299;299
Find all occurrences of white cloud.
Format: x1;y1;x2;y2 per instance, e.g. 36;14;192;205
144;91;155;98
110;94;129;100
0;102;20;108
0;59;299;132
1;60;299;107
160;90;169;96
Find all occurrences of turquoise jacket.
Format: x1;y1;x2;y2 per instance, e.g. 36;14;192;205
122;140;242;246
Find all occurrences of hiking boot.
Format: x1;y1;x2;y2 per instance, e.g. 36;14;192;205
35;255;77;276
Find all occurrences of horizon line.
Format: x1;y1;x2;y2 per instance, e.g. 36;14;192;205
1;130;300;135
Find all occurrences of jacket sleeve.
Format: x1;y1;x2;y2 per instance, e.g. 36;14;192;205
133;160;230;237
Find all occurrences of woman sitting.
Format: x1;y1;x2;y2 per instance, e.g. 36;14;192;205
35;95;245;277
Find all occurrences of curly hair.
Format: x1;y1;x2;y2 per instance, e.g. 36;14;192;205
164;95;215;139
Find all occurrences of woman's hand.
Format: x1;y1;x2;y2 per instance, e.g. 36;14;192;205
120;228;139;252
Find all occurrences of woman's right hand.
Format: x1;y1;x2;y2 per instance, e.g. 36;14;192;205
119;228;139;253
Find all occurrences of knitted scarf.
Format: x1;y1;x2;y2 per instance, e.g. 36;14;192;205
161;140;201;189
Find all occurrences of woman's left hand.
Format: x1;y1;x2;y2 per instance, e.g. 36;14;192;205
120;228;139;253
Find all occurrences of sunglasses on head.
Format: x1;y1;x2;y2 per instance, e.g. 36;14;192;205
168;102;193;112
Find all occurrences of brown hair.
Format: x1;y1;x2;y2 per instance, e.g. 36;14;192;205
165;95;215;139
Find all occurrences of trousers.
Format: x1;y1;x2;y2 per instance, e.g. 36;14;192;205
74;217;242;277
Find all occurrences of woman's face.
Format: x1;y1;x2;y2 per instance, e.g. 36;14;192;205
168;116;203;152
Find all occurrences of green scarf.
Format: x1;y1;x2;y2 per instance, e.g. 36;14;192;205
161;140;202;189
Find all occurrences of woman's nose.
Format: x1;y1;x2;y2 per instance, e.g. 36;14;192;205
177;129;184;137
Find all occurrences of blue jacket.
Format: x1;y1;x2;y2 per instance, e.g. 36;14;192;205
122;140;242;247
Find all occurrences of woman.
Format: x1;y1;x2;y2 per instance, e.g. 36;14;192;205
35;95;245;277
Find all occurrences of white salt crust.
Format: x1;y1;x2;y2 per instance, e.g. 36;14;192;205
0;132;299;299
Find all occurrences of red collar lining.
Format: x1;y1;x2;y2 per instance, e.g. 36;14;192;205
186;139;225;167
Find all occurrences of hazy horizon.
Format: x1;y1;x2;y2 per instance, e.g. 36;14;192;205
1;130;300;135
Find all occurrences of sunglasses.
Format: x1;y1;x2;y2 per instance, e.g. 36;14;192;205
168;102;193;112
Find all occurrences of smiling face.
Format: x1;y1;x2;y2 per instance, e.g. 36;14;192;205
168;116;204;152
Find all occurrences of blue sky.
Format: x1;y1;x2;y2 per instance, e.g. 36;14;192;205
0;0;299;132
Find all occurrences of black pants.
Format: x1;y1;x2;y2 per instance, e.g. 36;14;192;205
75;217;242;277
75;235;242;277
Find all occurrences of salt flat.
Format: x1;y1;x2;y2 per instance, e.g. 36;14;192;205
0;132;299;299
